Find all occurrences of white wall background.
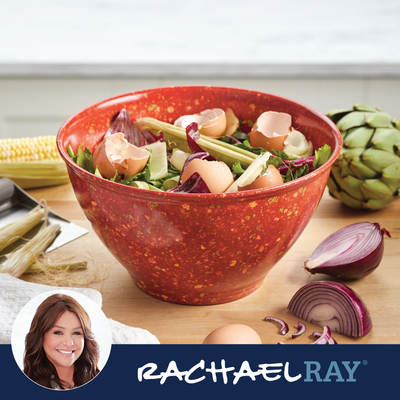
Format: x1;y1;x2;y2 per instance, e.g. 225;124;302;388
0;0;399;139
0;76;399;139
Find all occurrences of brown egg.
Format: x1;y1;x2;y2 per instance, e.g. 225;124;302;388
238;165;283;191
174;108;227;138
181;158;234;193
249;111;292;152
92;132;149;179
202;324;262;344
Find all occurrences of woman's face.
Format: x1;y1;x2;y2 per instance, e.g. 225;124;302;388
43;311;84;370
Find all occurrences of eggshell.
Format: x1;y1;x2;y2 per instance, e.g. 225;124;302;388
92;132;149;179
249;111;291;151
181;158;234;193
238;165;283;191
224;107;240;136
202;324;262;344
174;108;227;138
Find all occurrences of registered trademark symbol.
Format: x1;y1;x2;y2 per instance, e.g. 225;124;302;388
362;360;368;365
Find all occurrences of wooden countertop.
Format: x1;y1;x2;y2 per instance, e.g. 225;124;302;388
23;183;400;345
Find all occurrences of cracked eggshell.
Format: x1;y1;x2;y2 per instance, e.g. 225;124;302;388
202;324;262;344
238;165;283;191
283;129;313;158
224;107;240;136
181;158;234;193
92;132;149;179
249;111;292;151
174;108;227;138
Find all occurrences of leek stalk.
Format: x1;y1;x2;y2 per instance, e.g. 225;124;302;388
136;117;257;168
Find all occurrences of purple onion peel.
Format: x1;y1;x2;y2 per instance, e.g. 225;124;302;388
167;172;211;194
104;109;147;147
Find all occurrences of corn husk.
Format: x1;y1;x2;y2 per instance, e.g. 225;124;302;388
0;204;46;252
27;259;87;274
24;252;110;290
0;223;61;278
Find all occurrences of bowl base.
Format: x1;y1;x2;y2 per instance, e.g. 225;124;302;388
130;273;266;305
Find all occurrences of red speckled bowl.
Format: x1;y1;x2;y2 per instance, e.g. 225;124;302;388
57;86;341;305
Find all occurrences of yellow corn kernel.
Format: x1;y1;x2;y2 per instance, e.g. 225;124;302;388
0;136;62;162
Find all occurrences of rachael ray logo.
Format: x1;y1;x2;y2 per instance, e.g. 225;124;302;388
137;359;362;385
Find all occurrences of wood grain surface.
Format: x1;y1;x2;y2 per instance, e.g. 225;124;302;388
22;183;400;344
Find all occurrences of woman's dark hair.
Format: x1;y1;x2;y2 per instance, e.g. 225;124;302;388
23;293;100;389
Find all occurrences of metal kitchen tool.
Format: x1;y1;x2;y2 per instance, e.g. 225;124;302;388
0;177;88;264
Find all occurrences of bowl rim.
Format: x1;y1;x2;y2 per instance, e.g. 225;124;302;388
57;85;342;200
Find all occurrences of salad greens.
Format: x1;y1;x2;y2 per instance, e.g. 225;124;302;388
68;110;332;193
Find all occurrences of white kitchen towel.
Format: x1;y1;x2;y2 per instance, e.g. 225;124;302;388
0;274;159;344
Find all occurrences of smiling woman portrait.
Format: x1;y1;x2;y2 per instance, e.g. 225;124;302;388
23;293;101;390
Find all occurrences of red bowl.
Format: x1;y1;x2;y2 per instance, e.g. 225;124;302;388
57;86;341;305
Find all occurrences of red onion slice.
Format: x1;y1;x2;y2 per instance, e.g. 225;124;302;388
278;326;335;345
292;322;306;338
304;222;390;279
310;326;335;344
264;316;289;335
313;330;338;344
224;135;242;144
287;281;372;337
168;172;211;193
185;122;217;159
104;109;148;147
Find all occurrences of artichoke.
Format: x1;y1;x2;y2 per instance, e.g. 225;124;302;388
326;103;400;210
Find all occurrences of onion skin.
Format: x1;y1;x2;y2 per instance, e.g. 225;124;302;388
287;281;372;337
304;222;391;279
168;172;211;194
104;109;147;147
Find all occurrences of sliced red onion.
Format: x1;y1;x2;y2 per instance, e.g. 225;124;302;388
179;151;214;184
225;135;242;144
313;330;338;344
264;316;289;335
304;222;390;279
141;129;163;143
278;326;335;345
288;281;372;337
176;123;219;188
186;122;216;159
310;326;335;344
276;156;315;175
104;109;147;147
292;322;306;338
167;172;211;194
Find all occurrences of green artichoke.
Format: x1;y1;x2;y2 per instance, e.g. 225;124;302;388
326;103;400;210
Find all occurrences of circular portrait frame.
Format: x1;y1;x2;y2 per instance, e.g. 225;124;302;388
11;289;112;389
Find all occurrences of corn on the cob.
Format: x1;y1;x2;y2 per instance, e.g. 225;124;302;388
0;136;69;189
0;136;61;162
